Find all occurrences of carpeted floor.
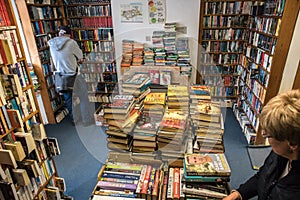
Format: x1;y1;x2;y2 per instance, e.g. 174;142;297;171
45;108;258;200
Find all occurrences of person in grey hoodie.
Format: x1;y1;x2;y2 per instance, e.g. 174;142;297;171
48;25;94;126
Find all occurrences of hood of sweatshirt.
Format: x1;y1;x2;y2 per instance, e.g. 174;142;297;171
48;36;71;51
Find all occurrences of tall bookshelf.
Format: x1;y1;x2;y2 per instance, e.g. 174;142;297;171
16;0;67;124
198;0;299;145
0;0;66;198
198;1;252;99
237;0;300;145
65;0;118;103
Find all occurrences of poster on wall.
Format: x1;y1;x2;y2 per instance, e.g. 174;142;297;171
120;2;143;23
148;0;166;24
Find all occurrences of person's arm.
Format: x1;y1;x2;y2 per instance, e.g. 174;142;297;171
223;190;242;200
72;40;83;62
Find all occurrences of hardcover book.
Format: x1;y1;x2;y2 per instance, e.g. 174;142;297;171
123;73;150;88
184;153;231;177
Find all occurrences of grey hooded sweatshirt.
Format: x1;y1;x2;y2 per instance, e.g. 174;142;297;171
48;36;83;75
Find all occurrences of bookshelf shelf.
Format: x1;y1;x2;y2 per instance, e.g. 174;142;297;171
0;0;66;198
232;0;300;145
65;0;117;103
16;0;67;124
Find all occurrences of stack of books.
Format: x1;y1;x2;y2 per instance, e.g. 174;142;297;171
104;95;138;151
167;85;189;114
132;42;144;66
176;37;192;77
121;39;134;68
131;112;160;153
163;23;177;66
182;153;231;199
122;73;151;97
157;112;188;160
190;100;224;153
143;45;155;65
93;156;163;200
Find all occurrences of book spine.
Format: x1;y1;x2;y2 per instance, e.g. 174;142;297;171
99;177;138;185
96;181;137;192
173;168;180;199
147;167;156;195
135;164;147;193
101;172;140;180
152;169;160;196
166;167;174;199
179;168;184;198
161;169;168;200
140;165;152;194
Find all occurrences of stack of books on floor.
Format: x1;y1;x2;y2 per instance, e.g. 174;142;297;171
191;100;224;153
182;153;231;199
157;111;189;160
104;94;139;151
167;85;189;114
189;85;225;153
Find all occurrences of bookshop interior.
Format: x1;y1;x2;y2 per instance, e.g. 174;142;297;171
0;0;300;199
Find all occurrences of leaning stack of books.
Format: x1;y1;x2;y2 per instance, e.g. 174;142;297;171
157;112;189;160
190;100;225;153
182;153;231;199
104;95;139;151
122;72;151;97
167;85;189;114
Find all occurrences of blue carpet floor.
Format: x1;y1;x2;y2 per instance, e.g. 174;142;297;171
45;108;257;200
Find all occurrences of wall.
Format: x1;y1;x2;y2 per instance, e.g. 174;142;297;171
279;10;300;93
111;0;200;82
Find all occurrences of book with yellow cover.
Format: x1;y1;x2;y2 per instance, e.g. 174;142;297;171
167;85;189;97
144;92;166;105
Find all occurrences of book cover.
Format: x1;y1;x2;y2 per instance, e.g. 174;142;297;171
148;69;160;84
144;92;166;105
160;70;171;85
123;73;150;88
184;153;231;177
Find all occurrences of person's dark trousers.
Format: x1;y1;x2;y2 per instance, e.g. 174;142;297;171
63;74;94;125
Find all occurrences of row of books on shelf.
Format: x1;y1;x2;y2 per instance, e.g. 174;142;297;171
69;17;113;30
27;5;62;20
200;53;240;65
202;28;246;41
91;151;231;200
202;41;244;53
203;15;248;28
0;28;23;64
31;20;62;35
66;4;111;17
204;1;252;15
200;64;240;75
233;103;257;145
0;121;68;199
0;0;11;27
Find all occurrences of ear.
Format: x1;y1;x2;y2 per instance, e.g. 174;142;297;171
288;142;299;151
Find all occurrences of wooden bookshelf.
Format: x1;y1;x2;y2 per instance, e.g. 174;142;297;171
198;0;300;145
65;0;118;104
198;1;252;99
15;0;67;124
0;0;65;198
